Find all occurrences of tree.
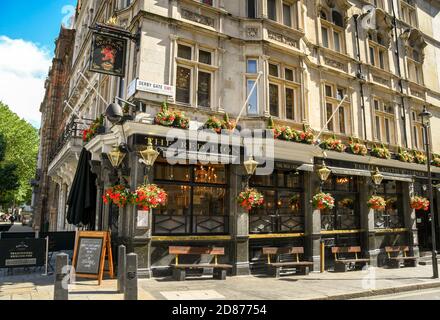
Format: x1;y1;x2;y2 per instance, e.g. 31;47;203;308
0;102;39;205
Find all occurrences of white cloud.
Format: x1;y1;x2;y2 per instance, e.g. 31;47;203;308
0;36;52;128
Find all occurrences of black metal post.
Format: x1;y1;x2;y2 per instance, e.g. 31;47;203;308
423;122;439;278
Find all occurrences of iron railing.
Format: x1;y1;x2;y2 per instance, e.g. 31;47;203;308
153;215;229;235
249;214;304;234
321;213;360;231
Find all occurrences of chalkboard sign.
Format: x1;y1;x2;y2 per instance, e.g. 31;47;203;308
0;238;46;268
0;232;36;239
72;231;114;285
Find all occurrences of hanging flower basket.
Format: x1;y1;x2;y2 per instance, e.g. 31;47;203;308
367;195;386;211
410;196;430;211
154;103;176;127
312;193;335;210
298;129;315;144
103;184;133;208
276;126;298;141
349;138;368;156
83;115;105;143
173;111;190;129
132;184;168;211
221;113;237;132
320;136;347;153
371;144;391;160
237;188;264;211
413;151;427;165
204;116;223;133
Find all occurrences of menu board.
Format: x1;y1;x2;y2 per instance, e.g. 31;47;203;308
0;239;46;268
75;238;103;275
72;231;114;285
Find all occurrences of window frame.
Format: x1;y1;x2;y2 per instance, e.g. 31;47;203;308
323;83;351;135
372;98;396;144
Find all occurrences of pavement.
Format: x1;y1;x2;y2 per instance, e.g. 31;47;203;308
1;265;440;300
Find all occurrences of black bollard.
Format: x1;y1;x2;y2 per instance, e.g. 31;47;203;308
117;245;127;293
124;253;138;300
54;253;69;300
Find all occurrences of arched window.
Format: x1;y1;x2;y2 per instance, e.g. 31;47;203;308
320;10;328;20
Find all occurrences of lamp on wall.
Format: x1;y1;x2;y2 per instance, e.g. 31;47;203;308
317;161;332;192
371;167;384;195
139;138;159;184
243;156;258;188
108;145;127;168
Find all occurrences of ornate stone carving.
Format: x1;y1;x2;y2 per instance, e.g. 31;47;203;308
181;8;214;28
246;27;259;38
324;57;345;70
372;74;390;86
267;31;298;48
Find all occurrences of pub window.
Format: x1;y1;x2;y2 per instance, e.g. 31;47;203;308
323;83;351;135
268;61;301;121
322;176;360;231
374;180;405;229
250;169;304;234
153;160;228;235
176;42;216;108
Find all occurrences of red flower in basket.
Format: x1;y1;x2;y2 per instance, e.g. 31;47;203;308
102;184;132;208
132;184;168;211
312;193;335;210
410;196;430;211
237;188;264;211
367;196;386;211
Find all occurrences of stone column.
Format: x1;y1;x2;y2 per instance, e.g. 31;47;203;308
304;172;321;271
404;181;419;258
261;0;268;19
126;151;153;279
230;165;250;276
360;177;378;267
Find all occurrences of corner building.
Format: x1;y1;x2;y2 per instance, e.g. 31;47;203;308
40;0;440;277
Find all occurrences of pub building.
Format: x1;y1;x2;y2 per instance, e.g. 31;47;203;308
85;122;440;277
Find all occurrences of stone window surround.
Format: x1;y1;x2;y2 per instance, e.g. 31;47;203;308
399;0;418;28
172;40;219;110
368;39;389;71
262;0;301;30
266;59;302;121
322;82;352;135
370;96;397;145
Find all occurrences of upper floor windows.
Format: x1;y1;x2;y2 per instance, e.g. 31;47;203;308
324;83;350;134
402;29;427;85
400;0;417;27
266;0;298;29
411;110;425;150
197;0;213;6
320;8;346;53
247;0;258;18
372;98;396;144
176;43;216;108
268;61;301;121
246;59;260;115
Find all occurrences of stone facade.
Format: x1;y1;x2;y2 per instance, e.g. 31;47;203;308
36;0;440;274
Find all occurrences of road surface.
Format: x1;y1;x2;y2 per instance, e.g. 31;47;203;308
355;288;440;300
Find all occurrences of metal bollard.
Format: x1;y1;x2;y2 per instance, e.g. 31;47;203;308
117;245;127;293
124;253;138;300
54;253;69;300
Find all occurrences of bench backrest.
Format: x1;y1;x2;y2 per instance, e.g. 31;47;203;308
332;246;362;260
385;246;410;258
262;247;305;264
169;246;225;256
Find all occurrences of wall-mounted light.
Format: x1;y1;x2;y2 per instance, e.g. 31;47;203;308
108;145;126;168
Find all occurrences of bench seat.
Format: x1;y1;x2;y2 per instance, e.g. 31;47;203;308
171;264;233;269
388;256;417;261
270;262;314;268
336;258;370;263
385;246;418;268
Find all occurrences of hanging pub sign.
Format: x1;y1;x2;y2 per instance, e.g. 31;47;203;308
89;32;127;77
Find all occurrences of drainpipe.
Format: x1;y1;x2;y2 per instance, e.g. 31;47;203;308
353;14;368;140
391;0;409;148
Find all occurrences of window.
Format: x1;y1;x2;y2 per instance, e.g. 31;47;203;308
283;3;292;27
324;83;350;134
153;162;228;235
247;0;257;18
268;61;301;121
269;84;280;117
250;168;304;234
400;0;417;27
199;0;213;6
412;110;424;149
369;38;389;70
198;71;211;108
375;180;404;229
246;59;259;115
372;0;384;9
176;43;216;107
373;98;395;144
320;9;346;53
176;66;191;104
333;31;341;52
321;27;329;48
267;0;277;21
322;176;360;231
332;11;344;28
407;47;423;84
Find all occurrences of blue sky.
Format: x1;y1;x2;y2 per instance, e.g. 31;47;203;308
0;1;77;128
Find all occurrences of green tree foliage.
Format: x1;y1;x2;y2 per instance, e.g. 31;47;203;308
0;102;39;205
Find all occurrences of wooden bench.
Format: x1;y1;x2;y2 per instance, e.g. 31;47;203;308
385;246;417;268
263;247;313;278
332;246;370;272
169;246;233;281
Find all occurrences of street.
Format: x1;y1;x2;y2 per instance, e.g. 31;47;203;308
355;288;440;300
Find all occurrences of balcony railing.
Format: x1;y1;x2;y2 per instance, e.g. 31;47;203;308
250;214;304;234
48;118;91;164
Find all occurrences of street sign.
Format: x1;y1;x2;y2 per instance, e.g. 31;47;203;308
127;78;175;98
